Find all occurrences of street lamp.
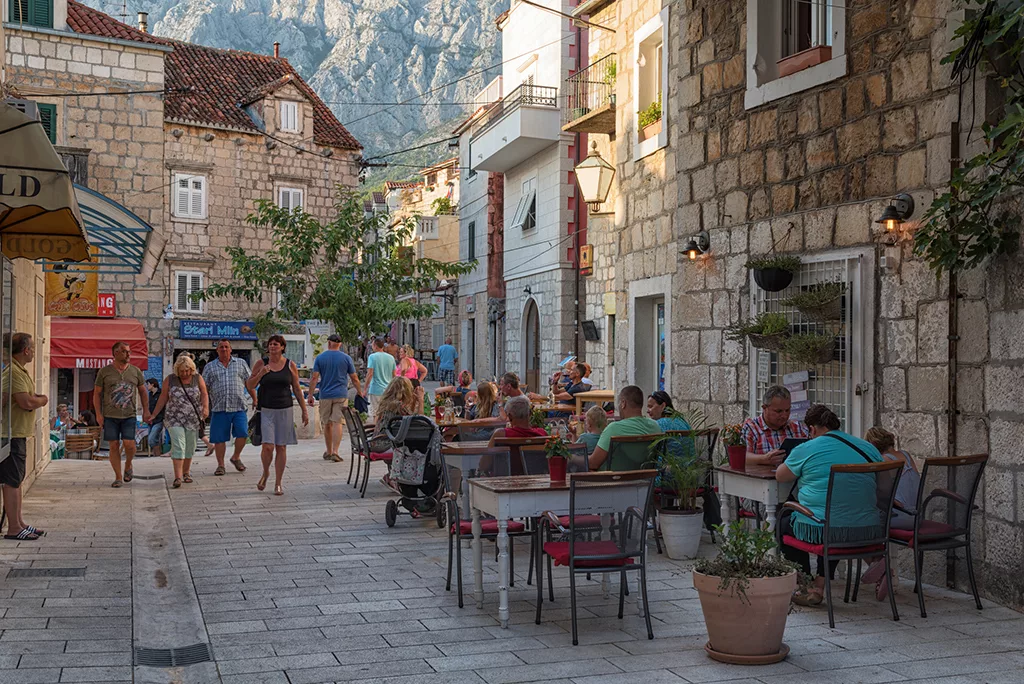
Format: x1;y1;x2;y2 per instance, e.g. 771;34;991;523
682;231;710;261
875;193;915;233
574;140;615;213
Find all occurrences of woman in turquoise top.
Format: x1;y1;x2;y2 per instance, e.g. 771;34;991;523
776;404;883;605
647;391;694;462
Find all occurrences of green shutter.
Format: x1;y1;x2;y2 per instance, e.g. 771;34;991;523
8;0;29;22
31;0;53;28
37;104;56;144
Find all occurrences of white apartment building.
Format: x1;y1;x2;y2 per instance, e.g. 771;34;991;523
468;0;581;393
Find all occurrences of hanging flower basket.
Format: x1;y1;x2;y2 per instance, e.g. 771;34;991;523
781;334;836;365
782;281;845;322
748;333;789;351
746;255;801;293
727;312;790;352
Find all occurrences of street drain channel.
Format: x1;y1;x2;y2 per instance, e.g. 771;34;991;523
135;643;214;667
131;474;164;480
7;567;86;578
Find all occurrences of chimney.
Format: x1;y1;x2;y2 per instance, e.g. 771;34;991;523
137;11;148;32
273;42;280;58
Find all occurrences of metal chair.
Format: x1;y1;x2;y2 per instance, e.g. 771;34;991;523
340;407;363;486
780;459;904;629
536;470;658;645
492;436;549;476
888;454;988;618
353;414;393;498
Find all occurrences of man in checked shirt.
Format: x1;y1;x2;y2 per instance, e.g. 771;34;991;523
742;385;811;466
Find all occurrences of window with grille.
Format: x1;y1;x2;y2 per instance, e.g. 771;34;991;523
279;101;299;133
748;250;873;436
278;187;303;211
467;221;476;261
173;174;206;219
8;0;52;28
174;271;204;313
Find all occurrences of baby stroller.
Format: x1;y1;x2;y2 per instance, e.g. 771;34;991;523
383;415;444;527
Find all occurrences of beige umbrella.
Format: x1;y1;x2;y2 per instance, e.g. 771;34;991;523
0;103;90;262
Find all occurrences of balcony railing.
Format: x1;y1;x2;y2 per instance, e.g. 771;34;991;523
473;83;558;137
562;53;617;133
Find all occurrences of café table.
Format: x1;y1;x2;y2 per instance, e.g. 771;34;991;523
573;389;615;416
714;463;794;533
441;440;492;517
468;475;650;628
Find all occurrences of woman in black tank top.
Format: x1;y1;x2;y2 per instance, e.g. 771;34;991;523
246;335;309;495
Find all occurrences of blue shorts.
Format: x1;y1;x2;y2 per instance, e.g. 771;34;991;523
210;411;248;444
104;417;137;442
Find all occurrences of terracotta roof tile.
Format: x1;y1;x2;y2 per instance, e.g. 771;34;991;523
372;191;386;204
385;180;421;191
66;0;360;150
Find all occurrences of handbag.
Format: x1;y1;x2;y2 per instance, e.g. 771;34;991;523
248;409;262;446
176;376;206;440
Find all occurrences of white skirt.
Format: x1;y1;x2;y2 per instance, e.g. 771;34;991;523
260;407;297;446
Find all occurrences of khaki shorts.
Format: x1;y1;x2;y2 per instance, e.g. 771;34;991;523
318;397;349;425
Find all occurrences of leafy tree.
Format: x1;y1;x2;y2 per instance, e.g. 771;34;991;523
201;193;474;345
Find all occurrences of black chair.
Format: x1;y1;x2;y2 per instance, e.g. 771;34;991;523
354;415;393;498
888;454;988;618
341;407;363;486
536;470;658;645
439;446;531;607
780;459;904;629
456;421;502;442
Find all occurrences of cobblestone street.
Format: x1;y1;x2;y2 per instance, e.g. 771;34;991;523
0;437;1022;684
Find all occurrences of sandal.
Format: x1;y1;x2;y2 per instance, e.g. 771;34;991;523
172;478;182;488
111;480;123;488
329;453;343;463
230;458;246;472
214;466;226;476
123;468;133;483
274;483;283;496
25;526;45;536
257;474;268;491
182;474;193;484
4;528;40;540
792;590;823;607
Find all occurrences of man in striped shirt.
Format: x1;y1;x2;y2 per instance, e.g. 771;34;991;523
742;385;811;466
202;339;257;476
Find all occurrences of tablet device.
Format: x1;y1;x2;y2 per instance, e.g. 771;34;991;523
780;438;809;454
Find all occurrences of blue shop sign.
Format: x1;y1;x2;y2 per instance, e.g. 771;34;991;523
179;320;258;341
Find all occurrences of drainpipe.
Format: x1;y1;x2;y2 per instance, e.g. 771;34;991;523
945;120;960;589
572;18;583;362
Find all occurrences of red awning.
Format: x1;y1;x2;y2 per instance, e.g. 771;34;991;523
50;318;148;370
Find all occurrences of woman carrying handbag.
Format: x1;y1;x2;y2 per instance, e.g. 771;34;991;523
150;354;210;488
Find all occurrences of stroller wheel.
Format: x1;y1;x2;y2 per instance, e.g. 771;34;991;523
436;501;446;529
385;500;398;527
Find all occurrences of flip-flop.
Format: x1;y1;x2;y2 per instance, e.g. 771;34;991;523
861;558;887;585
123;468;133;483
111;480;123;488
230;458;246;472
25;526;45;536
5;528;40;540
214;466;226;476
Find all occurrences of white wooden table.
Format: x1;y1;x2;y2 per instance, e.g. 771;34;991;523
714;463;794;532
468;475;651;628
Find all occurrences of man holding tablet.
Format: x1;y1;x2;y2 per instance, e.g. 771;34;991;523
742;385;811;466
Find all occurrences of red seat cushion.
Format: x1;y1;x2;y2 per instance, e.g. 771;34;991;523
737;509;757;519
557;514;602;528
543;540;635;567
453;519;526;535
782;535;884;557
368;451;393;461
889;520;956;546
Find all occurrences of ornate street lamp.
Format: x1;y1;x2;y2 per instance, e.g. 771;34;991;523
574;141;615;212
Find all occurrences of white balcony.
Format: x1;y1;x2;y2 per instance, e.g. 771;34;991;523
469;84;561;173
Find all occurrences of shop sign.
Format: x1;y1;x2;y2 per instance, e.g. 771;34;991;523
44;264;99;317
97;293;116;317
179;320;257;341
579;244;594;276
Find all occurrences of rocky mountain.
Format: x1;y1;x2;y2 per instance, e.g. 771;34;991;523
87;0;503;160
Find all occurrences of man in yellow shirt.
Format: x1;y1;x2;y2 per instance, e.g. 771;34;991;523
1;333;48;541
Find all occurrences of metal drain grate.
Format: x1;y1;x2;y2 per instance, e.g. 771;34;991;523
135;643;214;667
7;567;86;578
132;474;164;480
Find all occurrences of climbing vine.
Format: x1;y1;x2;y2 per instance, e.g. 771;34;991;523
915;0;1024;273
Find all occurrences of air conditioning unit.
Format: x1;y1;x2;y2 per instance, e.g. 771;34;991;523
4;98;39;120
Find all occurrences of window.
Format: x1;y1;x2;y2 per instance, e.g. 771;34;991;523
279;101;299;133
431;323;444;350
173;271;204;313
745;0;846;109
173;174;207;220
426;173;437;187
467;221;476;261
634;9;668;159
283;334;306;368
37;103;56;143
278;187;304;211
511;178;537;231
8;0;52;28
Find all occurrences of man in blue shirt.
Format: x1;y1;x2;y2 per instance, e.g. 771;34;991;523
308;334;361;463
436;337;459;386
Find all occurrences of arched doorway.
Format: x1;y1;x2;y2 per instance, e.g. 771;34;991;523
523;299;541;393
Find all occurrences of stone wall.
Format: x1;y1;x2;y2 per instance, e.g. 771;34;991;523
660;0;1024;607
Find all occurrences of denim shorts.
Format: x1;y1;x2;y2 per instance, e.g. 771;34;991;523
104;417;137;442
210;411;248;443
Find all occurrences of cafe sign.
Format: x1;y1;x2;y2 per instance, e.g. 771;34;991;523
179;320;257;341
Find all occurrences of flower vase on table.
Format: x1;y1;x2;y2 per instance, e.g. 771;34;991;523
721;424;746;470
544;435;571;483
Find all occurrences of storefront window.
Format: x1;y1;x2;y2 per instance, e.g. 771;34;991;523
1;256;16;460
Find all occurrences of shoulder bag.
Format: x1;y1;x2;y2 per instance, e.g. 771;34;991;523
175;376;206;440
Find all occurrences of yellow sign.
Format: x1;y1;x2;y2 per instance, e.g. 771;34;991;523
45;258;99;317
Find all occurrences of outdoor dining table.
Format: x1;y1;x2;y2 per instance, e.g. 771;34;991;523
468;474;651;628
573;389;615;416
714;463;795;532
441;440;493;517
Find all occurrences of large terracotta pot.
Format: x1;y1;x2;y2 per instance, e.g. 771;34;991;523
693;570;796;658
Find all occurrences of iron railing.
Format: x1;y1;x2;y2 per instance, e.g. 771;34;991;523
562;53;616;127
472;83;558;138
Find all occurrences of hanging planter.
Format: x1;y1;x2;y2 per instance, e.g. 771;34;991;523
782;281;845;322
726;312;790;351
781;333;837;365
746;255;801;292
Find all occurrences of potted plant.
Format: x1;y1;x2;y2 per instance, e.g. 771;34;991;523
544;434;571;482
746;254;801;292
782;280;845;322
604;59;617;106
530;406;547;430
781;333;836;365
777;44;833;79
693;521;798;663
721;424;746;471
725;312;790;351
638;97;662;140
648;435;709;560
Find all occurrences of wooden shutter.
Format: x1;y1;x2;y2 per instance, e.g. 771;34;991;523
36;103;56;143
467;221;476;261
189;273;203;312
31;0;52;27
175;273;189;310
189;177;205;218
174;176;190;217
8;0;28;22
